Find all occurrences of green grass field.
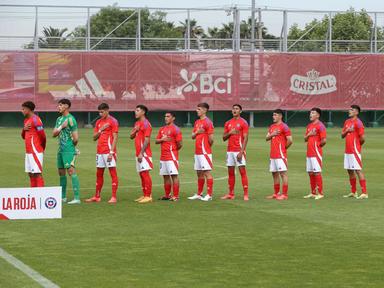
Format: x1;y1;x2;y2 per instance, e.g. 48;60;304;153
0;126;383;288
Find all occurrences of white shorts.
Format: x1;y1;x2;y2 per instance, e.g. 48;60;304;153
226;152;246;167
159;160;179;175
306;157;322;173
136;156;153;172
25;153;43;173
96;154;117;168
269;158;287;172
344;153;362;170
194;154;213;171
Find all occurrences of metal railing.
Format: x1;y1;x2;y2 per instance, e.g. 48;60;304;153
1;4;384;53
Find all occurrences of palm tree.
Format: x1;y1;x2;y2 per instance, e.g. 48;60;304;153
39;27;70;49
178;19;204;38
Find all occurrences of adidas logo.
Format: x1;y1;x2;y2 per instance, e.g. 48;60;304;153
50;69;115;100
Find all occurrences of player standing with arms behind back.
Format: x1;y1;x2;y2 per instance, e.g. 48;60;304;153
130;105;153;204
53;98;80;204
21;101;46;187
304;108;327;200
86;103;119;204
266;109;293;200
342;105;368;199
156;112;183;201
221;104;249;201
188;103;214;202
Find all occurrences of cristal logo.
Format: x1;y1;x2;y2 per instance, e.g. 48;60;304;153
290;69;337;95
177;69;232;95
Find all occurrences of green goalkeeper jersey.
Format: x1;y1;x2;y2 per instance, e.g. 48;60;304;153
55;113;78;153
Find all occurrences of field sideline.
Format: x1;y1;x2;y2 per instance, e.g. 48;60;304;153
0;127;383;288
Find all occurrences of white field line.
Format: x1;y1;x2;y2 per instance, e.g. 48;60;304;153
0;247;59;288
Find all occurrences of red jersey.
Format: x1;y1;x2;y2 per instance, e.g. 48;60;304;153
21;115;46;154
269;122;291;159
306;120;326;157
193;117;214;155
134;119;152;157
156;124;182;161
94;116;119;154
343;118;364;154
224;117;249;152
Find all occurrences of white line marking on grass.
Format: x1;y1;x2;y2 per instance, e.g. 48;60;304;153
0;247;59;288
79;175;228;190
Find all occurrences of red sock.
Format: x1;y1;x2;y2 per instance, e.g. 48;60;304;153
359;179;367;194
164;183;172;197
309;174;316;194
273;184;280;195
173;182;180;198
315;174;323;195
228;168;235;196
29;176;37;187
95;168;104;198
140;171;152;197
197;178;205;195
36;175;45;187
207;178;213;196
139;172;146;196
349;178;357;193
109;167;118;198
239;168;248;196
282;184;288;196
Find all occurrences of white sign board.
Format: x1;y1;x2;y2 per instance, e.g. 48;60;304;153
0;187;62;220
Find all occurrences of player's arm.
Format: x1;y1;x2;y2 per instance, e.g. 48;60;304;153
37;129;47;151
53;120;67;137
266;130;277;141
71;131;79;146
21;129;25;139
359;135;365;146
138;136;150;160
341;126;351;138
110;132;118;152
241;133;249;153
130;127;138;139
176;140;183;150
286;135;293;149
155;130;163;144
223;129;235;141
320;137;327;147
208;134;214;146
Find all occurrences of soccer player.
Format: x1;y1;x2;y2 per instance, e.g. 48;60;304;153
221;104;249;201
188;102;214;202
53;98;80;204
21;101;46;187
155;112;183;201
130;104;153;204
86;103;119;204
304;108;327;200
266;109;293;200
342;105;368;199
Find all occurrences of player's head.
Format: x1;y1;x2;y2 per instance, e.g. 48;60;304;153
272;109;284;123
135;104;148;119
310;107;322;122
98;103;109;119
58;98;71;114
349;104;361;118
164;111;175;125
21;101;35;117
196;102;209;118
232;104;242;117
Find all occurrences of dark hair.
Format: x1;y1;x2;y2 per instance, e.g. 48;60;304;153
273;109;284;116
350;104;361;114
165;111;176;117
22;101;35;111
197;102;210;110
232;104;242;111
136;104;148;115
310;107;322;116
58;98;71;108
98;103;109;110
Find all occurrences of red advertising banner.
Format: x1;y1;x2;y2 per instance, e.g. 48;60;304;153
0;51;383;111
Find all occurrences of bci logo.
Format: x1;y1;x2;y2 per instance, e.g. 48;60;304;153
177;69;232;95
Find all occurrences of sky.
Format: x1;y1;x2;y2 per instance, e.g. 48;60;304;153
0;0;384;46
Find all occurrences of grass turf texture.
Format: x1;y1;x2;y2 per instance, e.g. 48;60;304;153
0;127;383;288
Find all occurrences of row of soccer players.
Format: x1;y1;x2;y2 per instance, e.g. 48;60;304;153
21;100;368;204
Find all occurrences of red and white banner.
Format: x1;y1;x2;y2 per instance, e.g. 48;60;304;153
0;187;62;220
0;51;383;111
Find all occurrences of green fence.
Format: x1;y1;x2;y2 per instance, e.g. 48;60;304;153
1;110;383;128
